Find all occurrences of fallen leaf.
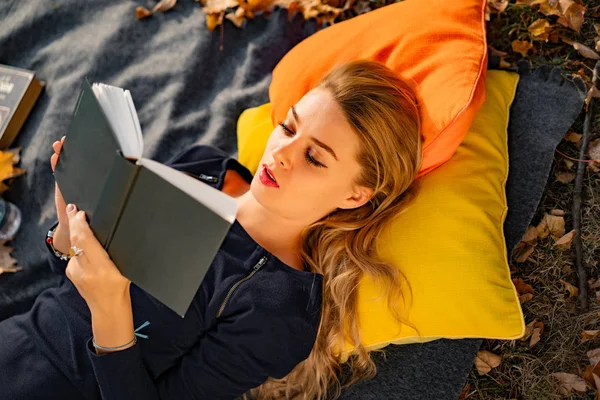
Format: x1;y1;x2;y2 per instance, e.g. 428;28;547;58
530;320;545;348
136;6;153;19
565;131;583;143
528;18;551;41
512;40;534;57
152;0;177;12
582;330;600;343
572;42;600;60
513;277;534;294
519;293;534;303
589;139;600;162
512;242;535;263
560;279;579;297
554;229;576;250
582;363;600;387
488;0;509;14
5;147;21;165
536;213;565;239
590;279;600;289
556;172;576;183
585;84;600;111
225;7;246;28
550;372;588;395
539;0;562;16
523;225;538;243
557;2;585;33
587;348;600;364
475;350;502;375
0;239;20;275
550;209;566;216
205;12;224;31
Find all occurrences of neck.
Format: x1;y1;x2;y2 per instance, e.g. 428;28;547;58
235;190;306;270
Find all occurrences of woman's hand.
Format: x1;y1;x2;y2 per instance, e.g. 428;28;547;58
65;203;131;316
50;136;71;254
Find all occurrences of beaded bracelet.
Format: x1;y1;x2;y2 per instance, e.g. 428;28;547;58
45;224;71;261
92;335;137;352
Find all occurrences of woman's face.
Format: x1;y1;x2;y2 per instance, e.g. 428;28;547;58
251;87;373;224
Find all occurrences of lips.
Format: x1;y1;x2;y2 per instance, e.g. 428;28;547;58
263;164;277;183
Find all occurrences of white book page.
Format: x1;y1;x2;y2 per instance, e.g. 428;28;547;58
136;157;237;224
91;83;144;159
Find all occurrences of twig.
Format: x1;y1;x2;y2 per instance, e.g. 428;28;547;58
572;61;599;311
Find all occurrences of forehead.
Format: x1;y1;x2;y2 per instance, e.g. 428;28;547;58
292;88;359;162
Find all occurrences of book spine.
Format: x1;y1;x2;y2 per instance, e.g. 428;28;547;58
91;150;141;249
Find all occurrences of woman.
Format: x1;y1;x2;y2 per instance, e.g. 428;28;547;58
0;59;422;399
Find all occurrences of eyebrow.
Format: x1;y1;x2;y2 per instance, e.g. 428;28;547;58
290;105;339;161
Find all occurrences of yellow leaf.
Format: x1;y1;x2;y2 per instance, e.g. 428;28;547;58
512;40;534;57
539;0;561;16
206;12;224;31
528;18;551;41
564;131;583;143
474;350;502;375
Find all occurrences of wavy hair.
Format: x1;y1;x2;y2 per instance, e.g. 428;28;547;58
248;59;423;399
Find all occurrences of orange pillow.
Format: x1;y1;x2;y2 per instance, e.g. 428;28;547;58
269;0;488;178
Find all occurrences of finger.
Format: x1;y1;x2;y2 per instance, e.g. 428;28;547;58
50;153;57;171
52;141;60;153
66;204;105;260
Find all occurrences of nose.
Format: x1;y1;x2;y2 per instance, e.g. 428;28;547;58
272;142;294;169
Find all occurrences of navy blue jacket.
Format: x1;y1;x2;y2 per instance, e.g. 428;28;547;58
36;145;323;399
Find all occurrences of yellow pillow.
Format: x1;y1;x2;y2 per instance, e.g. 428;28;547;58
237;70;525;351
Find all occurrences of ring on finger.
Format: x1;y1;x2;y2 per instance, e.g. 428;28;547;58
69;245;84;258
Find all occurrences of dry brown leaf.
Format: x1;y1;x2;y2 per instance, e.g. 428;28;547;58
588;139;600;162
528;18;552;41
557;2;585;33
205;12;224;31
582;330;600;343
0;239;20;275
583;363;600;387
550;209;566;216
488;0;509;14
556;172;576;183
590;279;600;289
5;147;21;165
512;242;535;263
538;0;562;17
530;327;543;348
564;159;574;169
136;6;153;19
537;213;565;239
202;0;239;14
152;0;177;12
551;372;588;396
520;293;534;303
561;279;579;297
475;350;502;375
555;229;576;250
512;277;534;294
587;348;600;364
565;131;583;143
225;7;246;28
572;42;600;60
512;40;534;57
523;225;538;243
585;85;600;111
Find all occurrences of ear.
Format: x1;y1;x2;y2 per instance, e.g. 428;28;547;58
338;185;374;210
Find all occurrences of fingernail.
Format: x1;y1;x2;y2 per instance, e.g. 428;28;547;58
61;136;66;141
66;204;76;213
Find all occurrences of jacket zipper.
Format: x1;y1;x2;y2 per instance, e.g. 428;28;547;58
217;256;268;318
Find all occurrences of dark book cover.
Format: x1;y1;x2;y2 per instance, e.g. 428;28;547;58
54;79;235;317
0;64;45;149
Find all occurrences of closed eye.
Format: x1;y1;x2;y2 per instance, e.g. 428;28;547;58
278;122;326;168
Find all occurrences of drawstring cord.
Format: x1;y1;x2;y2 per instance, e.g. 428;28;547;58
134;320;151;339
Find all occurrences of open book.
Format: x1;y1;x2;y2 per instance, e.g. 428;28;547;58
54;78;237;317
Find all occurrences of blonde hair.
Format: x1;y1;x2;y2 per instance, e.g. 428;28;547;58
249;60;423;399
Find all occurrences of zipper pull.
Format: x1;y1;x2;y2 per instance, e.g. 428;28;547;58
198;174;218;183
254;256;267;271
